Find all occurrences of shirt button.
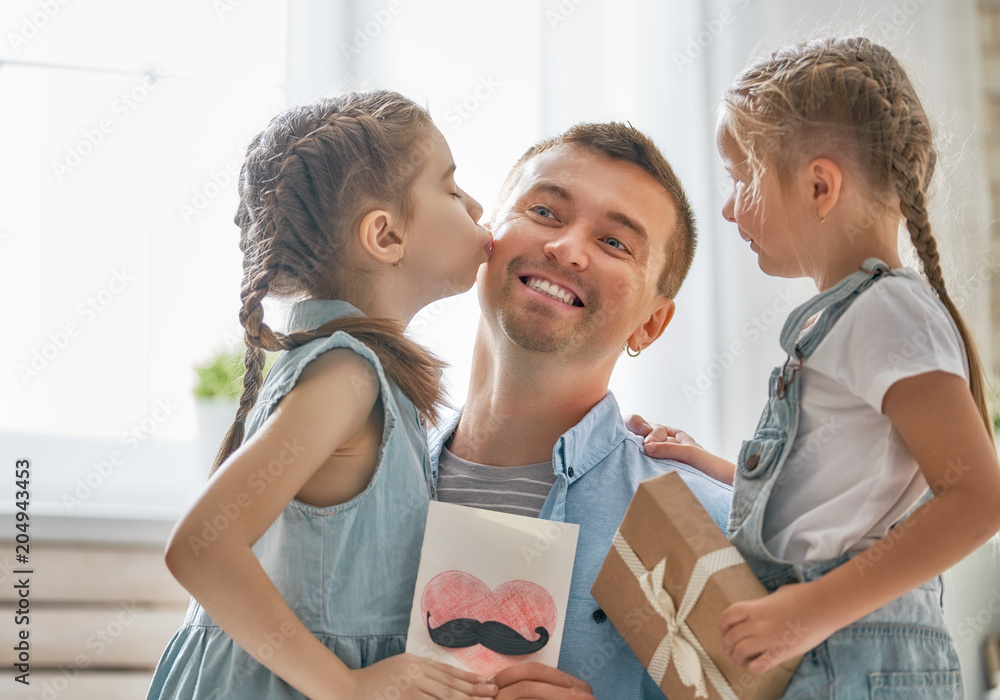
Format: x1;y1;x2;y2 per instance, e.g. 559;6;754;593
592;609;607;623
745;453;760;471
567;467;575;478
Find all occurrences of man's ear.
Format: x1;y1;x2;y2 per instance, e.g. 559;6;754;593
627;297;675;353
808;157;843;221
358;209;404;265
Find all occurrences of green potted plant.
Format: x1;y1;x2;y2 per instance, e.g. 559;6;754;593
193;348;277;465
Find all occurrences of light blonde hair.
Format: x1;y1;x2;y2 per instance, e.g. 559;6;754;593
212;90;445;474
721;36;990;435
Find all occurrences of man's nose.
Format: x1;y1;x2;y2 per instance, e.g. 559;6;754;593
543;222;590;269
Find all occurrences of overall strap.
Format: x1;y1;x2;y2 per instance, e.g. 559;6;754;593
775;258;891;398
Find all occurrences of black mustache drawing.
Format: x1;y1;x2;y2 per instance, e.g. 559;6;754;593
426;612;550;655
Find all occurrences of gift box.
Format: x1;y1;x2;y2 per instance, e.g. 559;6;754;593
591;472;800;700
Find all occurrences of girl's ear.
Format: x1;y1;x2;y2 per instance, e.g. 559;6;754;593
358;209;404;265
808;157;843;221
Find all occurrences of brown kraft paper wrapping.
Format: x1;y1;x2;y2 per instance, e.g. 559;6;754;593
591;472;801;700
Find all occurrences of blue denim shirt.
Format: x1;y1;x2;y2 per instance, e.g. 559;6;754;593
429;392;733;700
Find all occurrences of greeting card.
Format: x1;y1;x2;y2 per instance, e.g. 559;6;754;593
405;501;579;677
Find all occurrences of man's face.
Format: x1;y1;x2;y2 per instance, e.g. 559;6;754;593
479;144;677;361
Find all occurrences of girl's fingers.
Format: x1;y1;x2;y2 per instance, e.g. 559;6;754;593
644;425;672;443
747;650;777;674
642;441;694;461
422;660;497;697
719;602;749;634
425;658;491;684
720;618;754;655
624;414;654;437
730;635;764;667
673;429;700;446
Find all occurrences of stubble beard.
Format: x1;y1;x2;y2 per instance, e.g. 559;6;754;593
490;259;600;354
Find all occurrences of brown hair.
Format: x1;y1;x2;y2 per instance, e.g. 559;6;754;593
212;90;445;474
493;122;697;299
721;36;991;435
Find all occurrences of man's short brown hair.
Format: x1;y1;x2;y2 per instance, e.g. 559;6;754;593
493;123;697;299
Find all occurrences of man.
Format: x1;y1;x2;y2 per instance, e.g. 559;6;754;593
430;123;732;699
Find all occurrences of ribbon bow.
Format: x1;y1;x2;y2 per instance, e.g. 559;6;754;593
613;531;744;700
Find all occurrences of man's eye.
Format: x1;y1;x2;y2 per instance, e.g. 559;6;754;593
530;205;555;219
604;237;628;252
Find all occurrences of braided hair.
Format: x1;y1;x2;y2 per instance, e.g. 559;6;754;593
721;37;991;435
212;91;445;474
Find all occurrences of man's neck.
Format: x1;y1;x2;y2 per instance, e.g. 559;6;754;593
448;320;612;466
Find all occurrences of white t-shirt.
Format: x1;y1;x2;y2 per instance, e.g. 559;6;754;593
762;269;970;564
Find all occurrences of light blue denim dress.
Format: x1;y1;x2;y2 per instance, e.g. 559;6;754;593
146;300;433;699
728;259;964;699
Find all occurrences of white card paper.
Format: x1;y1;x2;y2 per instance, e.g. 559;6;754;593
405;501;579;677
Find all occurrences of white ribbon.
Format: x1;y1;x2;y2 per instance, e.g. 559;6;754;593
612;531;744;700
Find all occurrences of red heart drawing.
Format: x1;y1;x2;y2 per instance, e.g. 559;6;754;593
421;570;558;677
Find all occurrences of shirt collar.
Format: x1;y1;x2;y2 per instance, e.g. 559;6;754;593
286;299;364;332
429;392;628;485
553;391;628;482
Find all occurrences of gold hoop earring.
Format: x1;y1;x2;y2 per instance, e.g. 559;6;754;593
816;210;826;224
626;344;641;357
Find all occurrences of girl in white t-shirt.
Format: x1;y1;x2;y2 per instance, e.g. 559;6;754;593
639;37;1000;697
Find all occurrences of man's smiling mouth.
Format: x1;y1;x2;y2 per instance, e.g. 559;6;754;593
520;276;584;307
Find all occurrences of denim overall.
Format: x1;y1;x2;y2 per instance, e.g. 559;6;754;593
728;259;963;699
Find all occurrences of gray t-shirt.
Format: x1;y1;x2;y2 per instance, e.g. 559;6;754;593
436;445;557;517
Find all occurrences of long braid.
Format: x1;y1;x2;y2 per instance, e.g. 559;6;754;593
210;91;445;475
891;112;992;436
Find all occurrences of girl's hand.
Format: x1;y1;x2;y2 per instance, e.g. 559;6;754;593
625;416;736;485
719;582;834;674
347;654;498;699
491;662;595;699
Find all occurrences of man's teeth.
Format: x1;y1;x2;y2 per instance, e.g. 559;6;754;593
526;277;578;306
